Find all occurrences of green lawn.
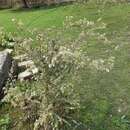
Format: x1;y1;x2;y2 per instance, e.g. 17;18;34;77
1;2;130;130
0;3;129;32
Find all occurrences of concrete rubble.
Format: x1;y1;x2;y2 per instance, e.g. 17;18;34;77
0;51;12;95
0;49;39;96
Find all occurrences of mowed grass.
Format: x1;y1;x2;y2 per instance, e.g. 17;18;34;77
0;3;129;32
1;2;130;130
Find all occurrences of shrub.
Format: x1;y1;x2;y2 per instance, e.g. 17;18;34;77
0;114;10;130
0;28;15;49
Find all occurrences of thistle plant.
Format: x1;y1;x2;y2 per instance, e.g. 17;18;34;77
3;15;115;130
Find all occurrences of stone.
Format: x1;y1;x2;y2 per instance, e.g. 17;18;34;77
4;49;13;54
18;67;39;81
18;60;34;69
14;54;27;62
31;67;39;74
18;70;33;81
0;51;12;94
10;60;18;78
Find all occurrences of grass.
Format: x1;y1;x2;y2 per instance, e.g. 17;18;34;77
0;2;130;130
0;3;129;32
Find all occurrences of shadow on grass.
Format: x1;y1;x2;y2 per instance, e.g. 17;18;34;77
11;2;74;13
0;7;12;11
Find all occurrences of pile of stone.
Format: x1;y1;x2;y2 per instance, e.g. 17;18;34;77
0;49;38;96
15;55;39;81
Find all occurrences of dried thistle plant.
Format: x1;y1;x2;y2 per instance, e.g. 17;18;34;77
3;16;115;130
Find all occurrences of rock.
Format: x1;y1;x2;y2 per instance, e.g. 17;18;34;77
0;51;12;94
18;67;39;81
10;60;18;78
18;60;34;69
13;54;39;81
31;67;39;74
4;49;13;54
14;54;27;62
18;70;33;81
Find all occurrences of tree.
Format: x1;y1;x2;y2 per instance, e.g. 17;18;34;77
21;0;30;8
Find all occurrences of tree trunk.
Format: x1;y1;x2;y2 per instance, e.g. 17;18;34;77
22;0;30;8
